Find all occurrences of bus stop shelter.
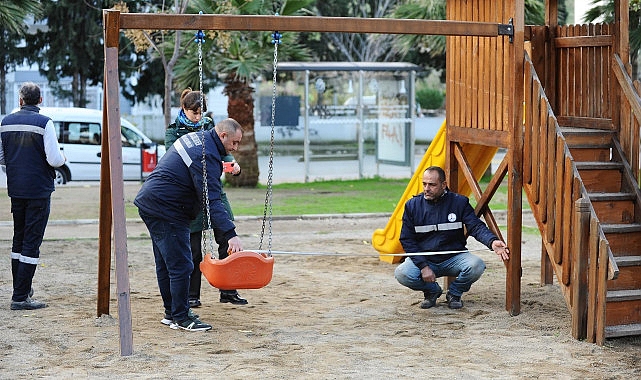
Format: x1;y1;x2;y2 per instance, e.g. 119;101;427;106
274;62;420;182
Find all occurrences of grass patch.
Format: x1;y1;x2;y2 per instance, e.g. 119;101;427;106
229;178;408;215
228;176;528;216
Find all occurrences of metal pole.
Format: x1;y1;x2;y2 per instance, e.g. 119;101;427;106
409;70;416;175
357;71;364;178
304;70;310;183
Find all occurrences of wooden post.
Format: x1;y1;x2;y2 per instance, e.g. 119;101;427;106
506;0;525;316
103;9;133;357
595;239;609;345
571;198;590;339
586;218;600;343
97;46;113;317
540;240;553;285
544;0;558;110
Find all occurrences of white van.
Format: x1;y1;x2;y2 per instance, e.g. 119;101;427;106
37;107;164;184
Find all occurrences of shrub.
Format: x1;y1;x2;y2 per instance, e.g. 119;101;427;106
416;87;445;110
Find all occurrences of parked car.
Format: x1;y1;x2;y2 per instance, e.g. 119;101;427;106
35;107;165;185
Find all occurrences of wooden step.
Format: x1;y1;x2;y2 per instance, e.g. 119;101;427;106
607;254;641;290
608;264;641;290
605;290;641;326
576;162;624;192
614;255;641;266
569;144;612;162
601;223;641;233
601;223;641;256
607;288;641;302
605;323;641;338
589;192;636;223
560;127;614;146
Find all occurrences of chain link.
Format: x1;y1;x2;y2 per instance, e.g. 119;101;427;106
195;30;216;257
258;33;280;254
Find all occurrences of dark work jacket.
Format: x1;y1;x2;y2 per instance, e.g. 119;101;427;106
399;190;497;268
134;129;237;242
165;118;235;233
0;105;55;198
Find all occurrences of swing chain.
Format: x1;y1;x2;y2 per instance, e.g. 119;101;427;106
195;28;216;258
258;31;280;253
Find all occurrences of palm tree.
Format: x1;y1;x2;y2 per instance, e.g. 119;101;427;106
0;0;42;113
177;0;313;187
0;0;41;34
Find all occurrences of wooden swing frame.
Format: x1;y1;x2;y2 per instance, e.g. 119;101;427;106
101;7;525;356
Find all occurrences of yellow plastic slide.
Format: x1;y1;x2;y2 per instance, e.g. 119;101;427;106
372;120;498;263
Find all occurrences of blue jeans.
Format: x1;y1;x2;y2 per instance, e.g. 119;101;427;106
394;252;486;297
11;197;50;302
139;210;193;322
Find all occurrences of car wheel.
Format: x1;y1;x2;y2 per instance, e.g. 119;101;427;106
54;167;68;186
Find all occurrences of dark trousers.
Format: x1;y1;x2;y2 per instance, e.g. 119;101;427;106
11;198;50;302
139;210;192;323
190;228;235;299
213;227;235;294
189;231;202;301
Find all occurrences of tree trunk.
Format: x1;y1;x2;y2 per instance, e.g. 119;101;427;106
224;77;259;188
0;63;6;114
164;68;173;127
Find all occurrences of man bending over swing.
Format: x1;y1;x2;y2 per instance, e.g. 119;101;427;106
135;118;244;332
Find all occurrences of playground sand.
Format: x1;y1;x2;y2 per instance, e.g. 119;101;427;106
0;185;640;378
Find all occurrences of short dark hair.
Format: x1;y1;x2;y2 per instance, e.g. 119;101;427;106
19;82;41;106
215;118;243;134
425;166;446;182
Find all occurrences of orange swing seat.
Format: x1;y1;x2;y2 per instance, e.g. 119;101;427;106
200;251;274;290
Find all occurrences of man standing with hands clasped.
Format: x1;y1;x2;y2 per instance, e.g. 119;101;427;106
0;82;66;310
395;166;510;309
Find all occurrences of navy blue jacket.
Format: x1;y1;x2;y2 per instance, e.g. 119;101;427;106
399;190;497;268
134;129;237;242
0;105;62;198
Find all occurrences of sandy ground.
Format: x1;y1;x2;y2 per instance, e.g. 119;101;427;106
0;184;640;379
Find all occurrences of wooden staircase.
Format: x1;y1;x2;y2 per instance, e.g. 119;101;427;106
563;127;641;339
523;42;641;343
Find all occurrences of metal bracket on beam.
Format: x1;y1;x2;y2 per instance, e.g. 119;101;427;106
498;18;514;43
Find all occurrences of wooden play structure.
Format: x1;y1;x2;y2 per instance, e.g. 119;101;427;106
100;0;639;355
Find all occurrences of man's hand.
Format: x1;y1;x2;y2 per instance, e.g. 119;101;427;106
231;161;241;175
420;266;436;282
491;240;510;261
227;236;243;254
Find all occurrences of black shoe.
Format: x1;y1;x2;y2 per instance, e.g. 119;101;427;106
161;308;199;326
188;299;202;308
11;298;47;310
170;316;212;332
420;290;442;309
446;292;463;309
220;291;248;305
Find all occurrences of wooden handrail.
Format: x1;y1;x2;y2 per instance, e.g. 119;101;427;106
613;54;641;122
524;51;622;340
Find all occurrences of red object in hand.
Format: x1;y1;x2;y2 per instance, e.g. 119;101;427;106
222;161;234;173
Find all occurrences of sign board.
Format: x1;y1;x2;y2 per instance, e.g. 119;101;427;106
376;120;411;166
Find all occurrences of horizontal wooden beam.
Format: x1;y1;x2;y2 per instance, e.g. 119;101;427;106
115;12;504;37
556;116;613;130
554;35;613;48
448;125;510;148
